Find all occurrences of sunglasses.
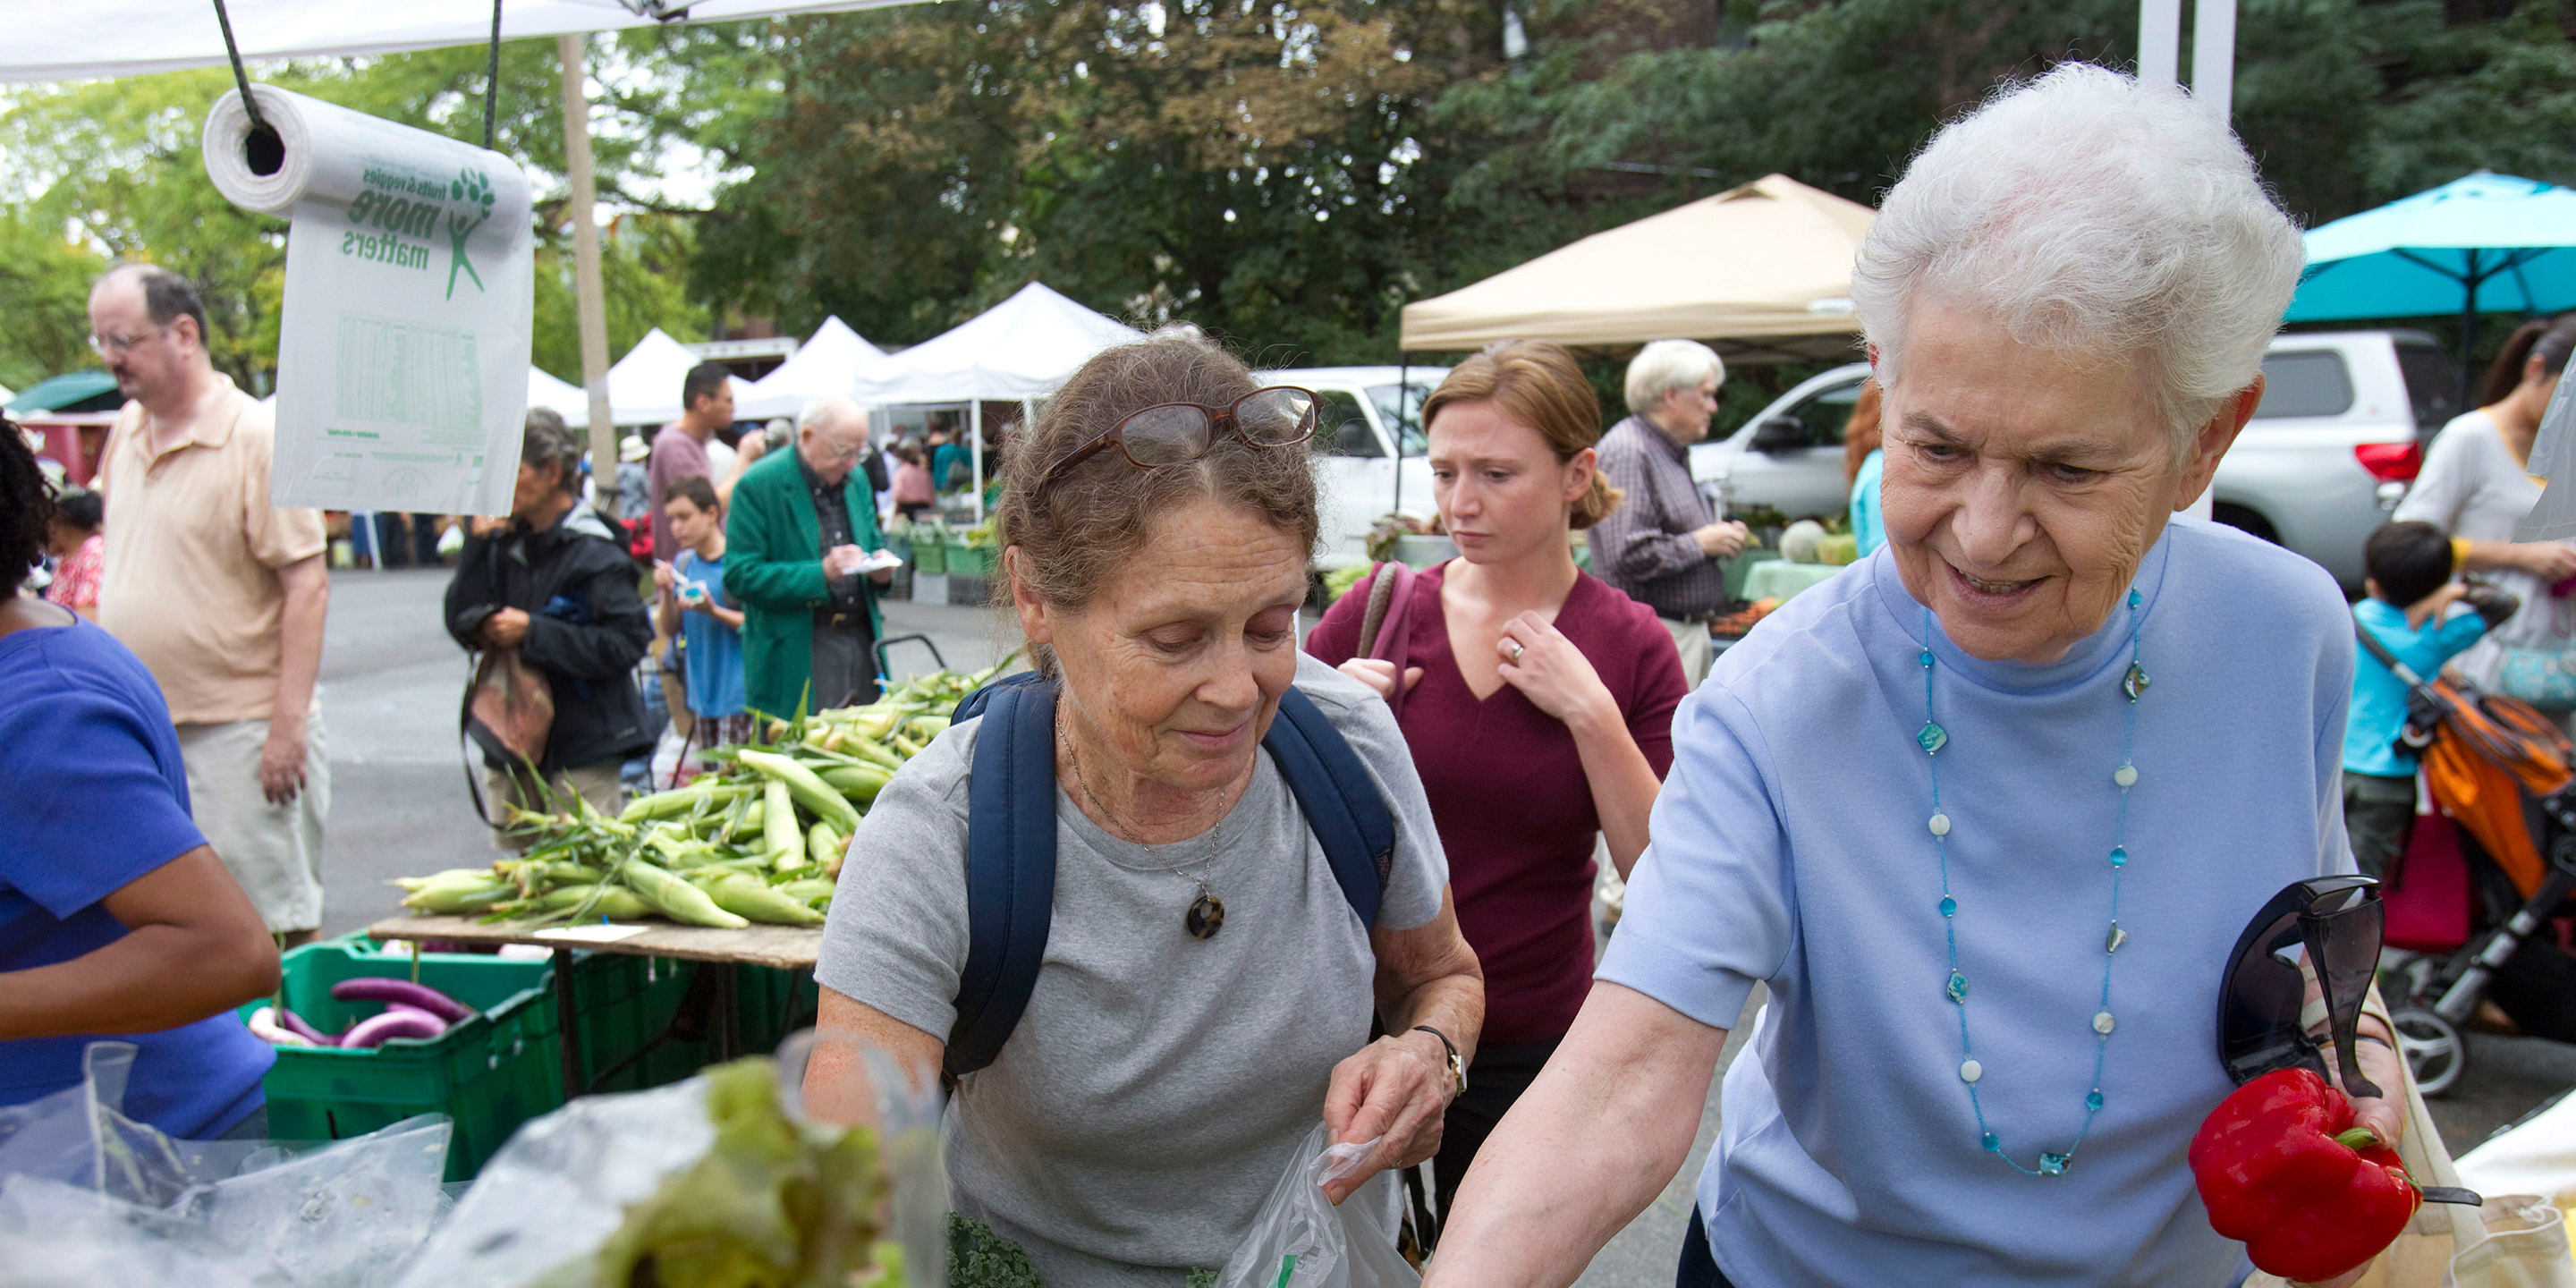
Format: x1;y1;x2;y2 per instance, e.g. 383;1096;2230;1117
1038;386;1318;500
2218;876;2385;1097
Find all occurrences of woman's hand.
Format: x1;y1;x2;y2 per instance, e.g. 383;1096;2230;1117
2299;1030;2409;1288
482;607;530;648
2512;541;2576;582
1336;657;1423;704
1320;1029;1455;1204
1496;612;1617;731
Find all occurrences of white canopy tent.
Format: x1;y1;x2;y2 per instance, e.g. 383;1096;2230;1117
606;327;749;427
526;365;591;420
854;282;1140;518
735;316;892;421
0;1;911;83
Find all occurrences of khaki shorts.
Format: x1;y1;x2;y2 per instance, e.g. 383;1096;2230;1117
177;715;332;934
1661;616;1716;688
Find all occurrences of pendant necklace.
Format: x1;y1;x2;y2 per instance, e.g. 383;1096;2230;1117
1917;589;2147;1177
1059;718;1228;938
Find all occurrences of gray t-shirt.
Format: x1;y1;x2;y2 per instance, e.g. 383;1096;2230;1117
815;653;1449;1287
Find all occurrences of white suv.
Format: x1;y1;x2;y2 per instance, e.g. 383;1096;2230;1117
1688;330;2461;590
1266;365;1451;563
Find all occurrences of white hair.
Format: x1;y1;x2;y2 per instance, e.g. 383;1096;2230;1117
1623;340;1726;417
799;394;865;435
1850;64;2304;454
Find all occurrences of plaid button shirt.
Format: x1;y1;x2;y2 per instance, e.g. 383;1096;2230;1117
1591;415;1731;619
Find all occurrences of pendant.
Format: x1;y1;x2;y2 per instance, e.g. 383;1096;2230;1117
2123;662;2151;700
1185;894;1225;939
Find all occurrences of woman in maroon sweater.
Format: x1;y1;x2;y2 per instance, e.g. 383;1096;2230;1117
1309;341;1685;1221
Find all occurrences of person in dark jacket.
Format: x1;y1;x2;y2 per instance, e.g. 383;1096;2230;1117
444;409;653;841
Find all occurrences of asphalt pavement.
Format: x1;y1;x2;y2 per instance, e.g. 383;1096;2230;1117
309;566;2572;1284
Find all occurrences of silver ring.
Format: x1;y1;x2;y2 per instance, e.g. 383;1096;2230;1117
1504;640;1526;663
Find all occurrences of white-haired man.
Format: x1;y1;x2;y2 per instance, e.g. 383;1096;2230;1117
1590;339;1750;683
88;264;334;944
724;394;893;714
1424;66;2397;1288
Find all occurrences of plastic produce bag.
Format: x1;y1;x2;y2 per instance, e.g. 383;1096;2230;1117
395;1030;942;1288
0;1040;453;1287
1215;1125;1419;1288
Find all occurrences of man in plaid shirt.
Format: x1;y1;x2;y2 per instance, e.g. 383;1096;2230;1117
1589;340;1749;683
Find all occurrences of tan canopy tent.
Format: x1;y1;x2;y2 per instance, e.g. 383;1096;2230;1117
1399;174;1876;361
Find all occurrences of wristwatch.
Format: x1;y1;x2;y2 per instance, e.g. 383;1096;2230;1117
1413;1025;1468;1097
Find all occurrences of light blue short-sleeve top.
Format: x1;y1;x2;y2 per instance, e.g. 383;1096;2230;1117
1599;521;2355;1288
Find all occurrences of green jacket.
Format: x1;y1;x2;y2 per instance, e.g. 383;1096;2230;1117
723;447;884;717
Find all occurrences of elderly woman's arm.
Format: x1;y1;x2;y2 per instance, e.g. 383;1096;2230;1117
1319;887;1486;1203
802;988;943;1126
1421;982;1727;1287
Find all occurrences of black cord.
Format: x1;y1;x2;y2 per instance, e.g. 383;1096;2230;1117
209;0;268;135
483;0;504;151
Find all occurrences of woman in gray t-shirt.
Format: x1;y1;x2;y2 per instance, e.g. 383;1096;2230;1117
807;334;1485;1287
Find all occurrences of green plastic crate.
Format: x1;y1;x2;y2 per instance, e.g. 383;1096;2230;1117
569;956;818;1094
911;540;947;574
944;541;995;576
242;941;560;1182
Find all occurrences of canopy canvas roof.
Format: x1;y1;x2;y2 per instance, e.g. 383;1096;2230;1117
1;1;912;83
526;365;591;422
2289;173;2576;324
736;317;891;421
606;327;747;427
1399;174;1877;360
852;282;1142;405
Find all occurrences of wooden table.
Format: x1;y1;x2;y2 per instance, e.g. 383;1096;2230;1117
369;916;825;1099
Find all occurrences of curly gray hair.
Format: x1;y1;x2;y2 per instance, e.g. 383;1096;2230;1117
520;407;585;495
1851;64;2304;458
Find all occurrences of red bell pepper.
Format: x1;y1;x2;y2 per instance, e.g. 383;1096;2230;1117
2190;1068;2419;1283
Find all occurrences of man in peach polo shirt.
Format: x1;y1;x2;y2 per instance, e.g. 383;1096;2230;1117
89;265;333;945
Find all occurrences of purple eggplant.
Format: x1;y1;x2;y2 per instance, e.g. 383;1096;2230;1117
275;1007;337;1046
328;977;474;1022
338;1009;447;1049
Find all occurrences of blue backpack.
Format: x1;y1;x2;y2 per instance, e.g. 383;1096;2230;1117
943;672;1397;1078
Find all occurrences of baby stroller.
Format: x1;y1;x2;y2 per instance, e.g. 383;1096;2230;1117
2358;623;2576;1096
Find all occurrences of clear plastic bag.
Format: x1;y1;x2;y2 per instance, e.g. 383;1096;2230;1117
0;1041;453;1287
1215;1125;1420;1288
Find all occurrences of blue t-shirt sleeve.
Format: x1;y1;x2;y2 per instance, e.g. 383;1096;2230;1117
1597;686;1792;1030
2428;606;2489;665
0;686;208;918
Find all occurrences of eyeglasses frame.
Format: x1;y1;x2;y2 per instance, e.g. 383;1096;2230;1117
1037;386;1320;501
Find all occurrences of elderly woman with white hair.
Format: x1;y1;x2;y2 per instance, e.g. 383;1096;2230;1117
1422;65;2402;1288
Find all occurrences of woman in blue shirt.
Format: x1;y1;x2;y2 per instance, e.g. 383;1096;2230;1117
1426;68;2405;1288
0;421;281;1140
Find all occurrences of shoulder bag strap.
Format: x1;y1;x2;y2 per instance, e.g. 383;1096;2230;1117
1265;685;1399;926
945;675;1061;1079
2353;613;2426;688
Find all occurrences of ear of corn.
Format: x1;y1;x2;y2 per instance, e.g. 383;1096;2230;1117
397;661;1007;928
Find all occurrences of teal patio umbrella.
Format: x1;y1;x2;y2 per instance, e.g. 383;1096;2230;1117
2286;172;2576;402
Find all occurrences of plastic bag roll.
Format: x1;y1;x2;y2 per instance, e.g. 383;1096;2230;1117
203;84;534;516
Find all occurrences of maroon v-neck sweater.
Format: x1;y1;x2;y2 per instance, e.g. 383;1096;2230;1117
1308;563;1686;1044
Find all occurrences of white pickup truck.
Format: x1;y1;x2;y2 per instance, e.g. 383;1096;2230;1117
1689;329;2464;590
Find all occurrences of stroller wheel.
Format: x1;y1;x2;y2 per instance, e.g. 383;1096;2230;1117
2391;1007;2467;1097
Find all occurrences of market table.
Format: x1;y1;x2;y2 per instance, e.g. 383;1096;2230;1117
369;916;823;1101
1741;557;1847;604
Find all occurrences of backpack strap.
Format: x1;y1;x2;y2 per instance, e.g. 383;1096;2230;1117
945;673;1060;1079
942;674;1397;1076
1264;686;1397;928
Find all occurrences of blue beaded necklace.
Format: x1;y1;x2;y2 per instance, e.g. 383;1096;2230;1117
1917;588;2148;1178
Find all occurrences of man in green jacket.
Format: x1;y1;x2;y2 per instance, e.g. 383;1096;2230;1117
724;395;888;716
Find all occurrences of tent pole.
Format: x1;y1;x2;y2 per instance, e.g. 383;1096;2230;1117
1393;355;1408;519
2459;249;2484;410
557;32;616;518
970;400;985;524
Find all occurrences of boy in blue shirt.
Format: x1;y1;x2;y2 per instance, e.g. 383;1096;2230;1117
2344;521;2518;877
653;475;754;762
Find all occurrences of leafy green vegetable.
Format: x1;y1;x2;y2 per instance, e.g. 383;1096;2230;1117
948;1213;1046;1288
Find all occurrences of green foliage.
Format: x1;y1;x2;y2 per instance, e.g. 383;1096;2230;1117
947;1212;1046;1288
0;208;106;391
